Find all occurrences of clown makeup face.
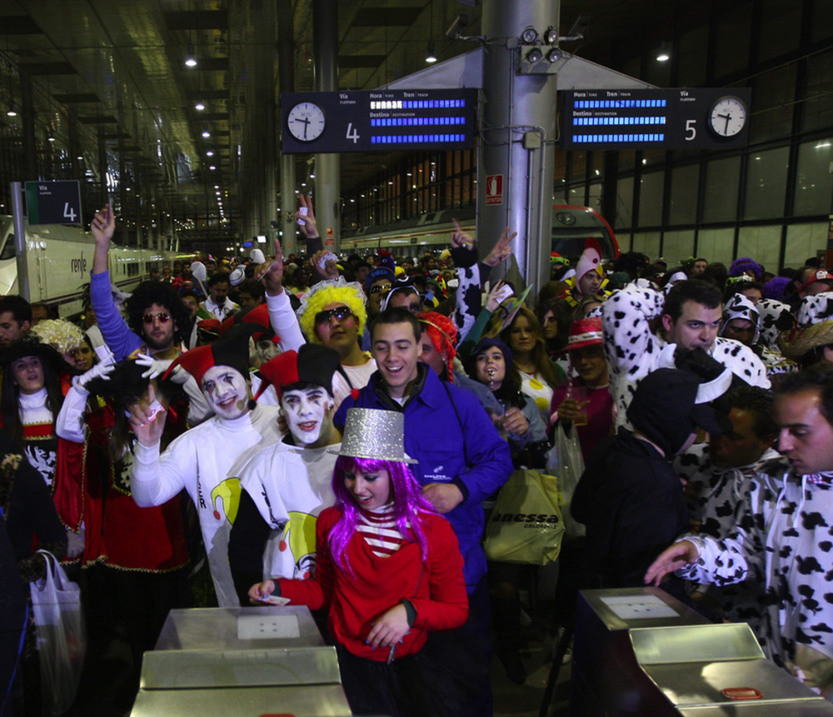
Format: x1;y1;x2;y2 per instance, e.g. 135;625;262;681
281;386;334;446
201;365;251;420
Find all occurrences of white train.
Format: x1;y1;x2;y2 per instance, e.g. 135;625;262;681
339;205;620;261
0;216;196;318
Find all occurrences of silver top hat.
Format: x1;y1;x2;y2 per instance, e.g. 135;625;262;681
331;408;417;464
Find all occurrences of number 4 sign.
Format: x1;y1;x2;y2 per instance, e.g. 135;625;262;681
24;180;83;226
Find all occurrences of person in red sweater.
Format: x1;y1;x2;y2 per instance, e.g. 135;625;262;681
249;407;469;717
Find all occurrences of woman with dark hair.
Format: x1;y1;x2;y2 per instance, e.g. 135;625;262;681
250;408;468;717
0;338;67;485
54;359;190;714
467;336;548;459
535;297;571;358
498;306;565;422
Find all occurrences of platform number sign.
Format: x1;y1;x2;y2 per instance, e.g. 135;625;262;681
24;180;83;226
281;89;478;154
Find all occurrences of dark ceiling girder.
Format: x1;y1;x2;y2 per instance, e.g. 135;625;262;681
18;61;77;76
164;10;228;30
0;16;41;35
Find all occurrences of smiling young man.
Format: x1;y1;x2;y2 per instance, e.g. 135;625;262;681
335;306;513;716
646;370;833;696
602;278;769;428
228;343;342;603
129;325;282;607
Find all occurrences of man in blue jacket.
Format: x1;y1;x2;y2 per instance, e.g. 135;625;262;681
335;306;512;716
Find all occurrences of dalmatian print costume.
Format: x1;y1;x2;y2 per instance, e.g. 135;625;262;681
757;298;795;348
721;294;796;378
797;291;833;328
676;464;833;684
602;283;770;429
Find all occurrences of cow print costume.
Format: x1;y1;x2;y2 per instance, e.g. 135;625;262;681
602;283;770;429
674;444;786;628
797;291;833;328
676;463;833;686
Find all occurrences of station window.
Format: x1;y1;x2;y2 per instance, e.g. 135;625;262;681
794;139;833;216
744;146;789;221
702;156;741;224
714;4;753;78
638;171;664;227
668;164;699;226
802;50;833;133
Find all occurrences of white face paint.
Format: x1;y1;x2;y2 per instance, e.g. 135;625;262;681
201;365;251;420
281;386;334;446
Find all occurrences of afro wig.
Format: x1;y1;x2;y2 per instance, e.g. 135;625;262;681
296;279;367;344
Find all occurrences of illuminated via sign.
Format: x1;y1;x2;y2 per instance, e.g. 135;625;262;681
280;89;478;154
561;88;752;150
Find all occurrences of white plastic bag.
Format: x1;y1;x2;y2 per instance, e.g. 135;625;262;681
29;550;86;716
547;422;586;539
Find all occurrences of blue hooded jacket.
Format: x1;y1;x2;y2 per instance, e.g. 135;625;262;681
335;365;513;591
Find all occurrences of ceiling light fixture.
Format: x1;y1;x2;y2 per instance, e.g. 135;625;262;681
425;43;437;63
195;101;205;111
6;104;16;118
185;45;197;68
656;42;670;62
201;130;211;138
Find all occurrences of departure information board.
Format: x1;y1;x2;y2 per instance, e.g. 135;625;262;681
561;88;752;150
280;89;478;154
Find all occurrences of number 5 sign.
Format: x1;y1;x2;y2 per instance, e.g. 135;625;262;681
24;180;83;225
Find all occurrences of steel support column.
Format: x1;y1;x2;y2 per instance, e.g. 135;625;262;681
477;0;559;300
313;0;340;250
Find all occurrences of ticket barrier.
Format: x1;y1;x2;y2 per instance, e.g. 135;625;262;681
571;587;833;715
131;606;352;716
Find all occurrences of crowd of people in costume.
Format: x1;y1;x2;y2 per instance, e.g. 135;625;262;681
4;193;833;714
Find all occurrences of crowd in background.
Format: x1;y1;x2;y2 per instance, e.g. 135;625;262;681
4;193;833;715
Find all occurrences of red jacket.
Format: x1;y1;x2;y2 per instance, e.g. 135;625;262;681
279;506;468;662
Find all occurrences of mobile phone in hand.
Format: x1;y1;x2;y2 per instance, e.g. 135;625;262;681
297;206;308;226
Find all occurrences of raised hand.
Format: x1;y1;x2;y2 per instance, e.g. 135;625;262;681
482;226;516;268
450;217;474;250
91;203;116;247
297;193;319;238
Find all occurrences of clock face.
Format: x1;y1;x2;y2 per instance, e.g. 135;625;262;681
287;102;326;142
708;96;747;138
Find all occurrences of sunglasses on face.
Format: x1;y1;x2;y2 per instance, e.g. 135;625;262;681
369;284;392;295
143;312;172;324
314;306;353;325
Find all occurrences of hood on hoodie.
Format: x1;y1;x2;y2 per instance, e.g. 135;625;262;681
721;293;760;345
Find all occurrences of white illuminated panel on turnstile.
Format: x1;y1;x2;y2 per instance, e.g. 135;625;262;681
600;594;679;620
237;614;301;640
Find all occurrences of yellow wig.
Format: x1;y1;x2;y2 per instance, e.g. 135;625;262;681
297;280;367;344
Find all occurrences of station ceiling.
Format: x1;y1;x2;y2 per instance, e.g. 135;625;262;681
0;0;683;238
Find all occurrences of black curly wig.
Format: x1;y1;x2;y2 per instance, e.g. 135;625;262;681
125;281;191;343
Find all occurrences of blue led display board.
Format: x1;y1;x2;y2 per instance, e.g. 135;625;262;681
562;88;752;150
280;89;478;154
